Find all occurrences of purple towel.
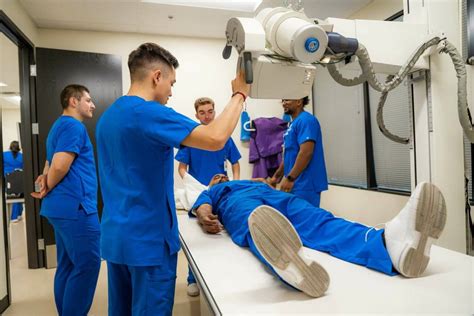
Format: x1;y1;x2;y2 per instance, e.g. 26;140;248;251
249;117;288;178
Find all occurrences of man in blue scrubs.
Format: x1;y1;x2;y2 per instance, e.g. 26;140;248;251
270;96;328;207
192;175;446;297
176;97;241;296
3;140;24;221
96;43;249;315
177;96;241;185
32;84;100;316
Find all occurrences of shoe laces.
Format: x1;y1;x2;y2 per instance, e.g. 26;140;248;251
364;223;385;242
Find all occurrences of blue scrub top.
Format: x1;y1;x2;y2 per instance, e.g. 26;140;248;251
175;137;241;185
40;116;98;219
3;151;23;175
283;111;328;193
97;95;199;266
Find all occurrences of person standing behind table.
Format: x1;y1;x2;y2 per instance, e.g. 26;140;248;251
4;140;24;222
96;42;249;316
176;96;242;297
31;84;101;316
269;97;328;207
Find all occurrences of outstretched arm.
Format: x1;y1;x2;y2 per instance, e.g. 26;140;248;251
196;203;223;234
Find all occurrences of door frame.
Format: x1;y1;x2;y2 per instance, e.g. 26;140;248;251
0;10;44;272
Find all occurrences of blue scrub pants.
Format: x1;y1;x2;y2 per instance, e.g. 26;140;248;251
11;202;23;220
107;252;178;316
187;266;196;285
230;188;395;276
46;208;101;316
291;189;321;207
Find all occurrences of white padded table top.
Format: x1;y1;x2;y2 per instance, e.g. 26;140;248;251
178;214;473;315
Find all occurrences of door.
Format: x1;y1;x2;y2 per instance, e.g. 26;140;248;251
36;48;122;268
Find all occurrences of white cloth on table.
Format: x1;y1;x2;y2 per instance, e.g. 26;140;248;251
175;173;207;210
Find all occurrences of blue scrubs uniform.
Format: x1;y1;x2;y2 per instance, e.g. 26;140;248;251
40;116;100;316
175;138;241;186
283;111;328;207
175;135;241;285
192;181;395;277
3;151;24;220
97;96;199;316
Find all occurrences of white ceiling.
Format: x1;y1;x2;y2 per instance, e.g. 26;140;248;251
18;0;373;39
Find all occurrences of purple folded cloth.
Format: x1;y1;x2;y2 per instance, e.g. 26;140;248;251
249;117;288;178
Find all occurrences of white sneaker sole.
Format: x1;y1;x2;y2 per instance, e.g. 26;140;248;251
399;182;447;277
248;205;330;297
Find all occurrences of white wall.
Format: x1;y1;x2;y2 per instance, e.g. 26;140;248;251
404;0;466;252
323;0;468;253
320;0;409;226
2;108;21;151
37;29;288;186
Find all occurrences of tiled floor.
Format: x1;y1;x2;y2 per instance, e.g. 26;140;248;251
3;212;200;316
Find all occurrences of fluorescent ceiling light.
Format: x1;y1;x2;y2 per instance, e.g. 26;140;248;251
0;82;7;87
142;0;263;12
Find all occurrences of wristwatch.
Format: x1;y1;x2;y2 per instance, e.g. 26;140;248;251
286;175;296;182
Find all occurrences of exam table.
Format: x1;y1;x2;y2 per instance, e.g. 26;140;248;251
178;213;473;315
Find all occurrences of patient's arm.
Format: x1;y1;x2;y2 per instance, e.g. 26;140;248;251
196;204;223;234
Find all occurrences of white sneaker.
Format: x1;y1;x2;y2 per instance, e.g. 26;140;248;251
384;182;446;278
248;205;330;298
187;283;200;297
10;218;19;223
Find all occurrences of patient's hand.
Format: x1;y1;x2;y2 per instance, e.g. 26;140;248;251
196;204;223;234
200;213;223;234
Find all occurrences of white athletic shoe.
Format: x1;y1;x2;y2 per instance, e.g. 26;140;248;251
384;182;446;278
187;283;200;297
248;205;330;298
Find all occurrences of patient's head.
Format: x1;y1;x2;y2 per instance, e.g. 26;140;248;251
209;174;229;187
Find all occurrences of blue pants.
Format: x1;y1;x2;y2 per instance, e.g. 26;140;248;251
187;266;196;285
224;187;395;276
291;189;321;207
11;202;23;220
107;252;178;316
46;209;101;316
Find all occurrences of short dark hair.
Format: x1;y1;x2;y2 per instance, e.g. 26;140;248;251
302;96;309;107
194;97;215;112
9;141;20;158
128;43;179;82
60;84;90;109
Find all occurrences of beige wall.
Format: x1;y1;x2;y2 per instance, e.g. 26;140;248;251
2;108;21;151
38;28;288;185
0;0;38;44
349;0;403;20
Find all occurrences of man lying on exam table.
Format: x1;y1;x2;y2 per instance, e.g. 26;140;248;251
189;174;446;297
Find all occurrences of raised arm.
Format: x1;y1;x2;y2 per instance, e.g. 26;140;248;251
181;71;250;151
